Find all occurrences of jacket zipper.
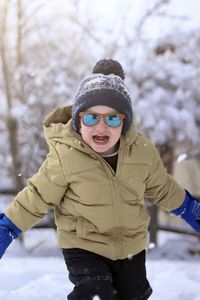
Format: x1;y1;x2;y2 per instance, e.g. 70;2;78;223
113;137;124;259
75;137;125;259
97;137;125;259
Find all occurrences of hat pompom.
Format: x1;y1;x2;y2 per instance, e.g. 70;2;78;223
92;59;125;80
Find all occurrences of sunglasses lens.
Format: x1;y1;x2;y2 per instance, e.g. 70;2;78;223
106;115;121;127
82;113;99;126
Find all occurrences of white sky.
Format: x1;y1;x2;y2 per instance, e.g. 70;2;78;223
45;0;200;41
78;0;200;38
144;0;200;38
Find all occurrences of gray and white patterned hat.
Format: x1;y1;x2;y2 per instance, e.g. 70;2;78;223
72;60;133;133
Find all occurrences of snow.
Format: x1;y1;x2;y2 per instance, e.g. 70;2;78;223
0;229;200;300
177;153;188;163
149;260;200;300
1;1;200;299
0;257;67;299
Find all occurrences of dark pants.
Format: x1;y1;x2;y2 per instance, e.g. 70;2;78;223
62;248;152;300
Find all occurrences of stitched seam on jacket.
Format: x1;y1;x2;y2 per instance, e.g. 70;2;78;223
51;143;68;185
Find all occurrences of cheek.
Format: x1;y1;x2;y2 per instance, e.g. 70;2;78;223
111;127;122;141
80;126;92;143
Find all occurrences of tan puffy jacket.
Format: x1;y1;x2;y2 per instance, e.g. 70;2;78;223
6;106;185;260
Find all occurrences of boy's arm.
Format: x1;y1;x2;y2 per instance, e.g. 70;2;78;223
5;143;67;232
0;143;67;259
144;143;185;210
144;144;200;232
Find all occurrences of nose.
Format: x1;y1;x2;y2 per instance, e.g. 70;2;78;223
96;117;108;130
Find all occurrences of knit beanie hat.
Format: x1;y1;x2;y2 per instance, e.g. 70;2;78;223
72;59;133;133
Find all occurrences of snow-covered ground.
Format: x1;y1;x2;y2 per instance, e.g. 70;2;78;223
0;229;200;300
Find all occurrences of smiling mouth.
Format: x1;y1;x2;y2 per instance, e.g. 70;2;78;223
93;135;109;144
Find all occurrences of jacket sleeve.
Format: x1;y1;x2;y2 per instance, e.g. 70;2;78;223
5;144;67;231
144;143;185;211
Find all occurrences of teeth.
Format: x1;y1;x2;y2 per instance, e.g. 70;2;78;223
93;135;109;142
96;136;106;140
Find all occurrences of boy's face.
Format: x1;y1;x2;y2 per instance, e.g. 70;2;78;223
79;105;123;155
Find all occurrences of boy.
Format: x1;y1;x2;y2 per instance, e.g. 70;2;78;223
0;59;200;300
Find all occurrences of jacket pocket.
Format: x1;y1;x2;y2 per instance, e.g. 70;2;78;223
56;214;76;233
56;214;98;237
75;218;108;245
76;218;97;238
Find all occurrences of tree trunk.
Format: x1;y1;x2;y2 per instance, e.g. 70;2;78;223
159;144;174;174
0;1;24;192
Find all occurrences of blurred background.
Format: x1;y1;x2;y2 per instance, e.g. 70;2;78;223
0;0;200;245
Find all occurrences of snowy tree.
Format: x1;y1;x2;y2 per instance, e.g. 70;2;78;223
0;0;101;192
124;29;200;171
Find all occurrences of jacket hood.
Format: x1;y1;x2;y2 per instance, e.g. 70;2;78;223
44;105;72;127
43;105;77;145
43;105;138;150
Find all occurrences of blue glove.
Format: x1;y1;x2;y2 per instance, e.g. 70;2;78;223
0;214;22;258
171;190;200;232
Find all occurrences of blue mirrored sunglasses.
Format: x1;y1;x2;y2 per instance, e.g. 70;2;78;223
79;112;125;128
